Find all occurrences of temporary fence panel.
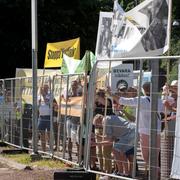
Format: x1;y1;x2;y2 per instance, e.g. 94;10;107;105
0;79;4;141
84;57;179;180
52;73;86;166
0;56;179;180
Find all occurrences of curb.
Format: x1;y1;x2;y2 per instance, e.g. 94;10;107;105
0;156;29;170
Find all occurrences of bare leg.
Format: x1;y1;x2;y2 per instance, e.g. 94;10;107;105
76;142;79;161
127;154;134;176
90;147;97;169
40;131;46;152
113;149;123;174
113;149;129;175
103;145;112;173
120;152;128;175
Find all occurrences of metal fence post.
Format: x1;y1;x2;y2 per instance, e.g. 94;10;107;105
50;76;54;155
149;60;159;180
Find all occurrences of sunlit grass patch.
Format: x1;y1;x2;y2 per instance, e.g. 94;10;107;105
2;153;66;169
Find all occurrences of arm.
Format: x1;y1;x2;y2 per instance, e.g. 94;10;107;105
53;99;58;111
106;87;119;104
122;110;136;122
163;100;177;112
92;136;113;147
106;87;138;107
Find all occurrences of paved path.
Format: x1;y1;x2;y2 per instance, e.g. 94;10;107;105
0;161;55;180
0;152;55;180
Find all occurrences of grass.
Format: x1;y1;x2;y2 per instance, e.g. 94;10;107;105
2;153;67;169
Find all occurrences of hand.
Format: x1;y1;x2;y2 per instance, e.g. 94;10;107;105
105;86;112;97
162;83;169;96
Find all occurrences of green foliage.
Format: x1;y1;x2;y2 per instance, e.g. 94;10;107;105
3;153;66;168
3;153;31;165
120;0;136;11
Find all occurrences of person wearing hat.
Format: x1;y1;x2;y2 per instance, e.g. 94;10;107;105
171;80;178;87
109;82;163;176
162;80;177;126
162;80;178;114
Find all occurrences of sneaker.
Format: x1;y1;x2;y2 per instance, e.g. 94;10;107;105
99;176;109;180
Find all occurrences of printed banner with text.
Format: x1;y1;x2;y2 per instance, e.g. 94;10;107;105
95;0;169;59
44;37;80;68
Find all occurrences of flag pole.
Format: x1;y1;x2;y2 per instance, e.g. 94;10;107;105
166;0;172;83
164;0;172;136
31;0;38;155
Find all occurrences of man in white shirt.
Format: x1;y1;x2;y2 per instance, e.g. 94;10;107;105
111;82;163;170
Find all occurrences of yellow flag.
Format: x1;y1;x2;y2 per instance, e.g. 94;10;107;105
44;37;80;68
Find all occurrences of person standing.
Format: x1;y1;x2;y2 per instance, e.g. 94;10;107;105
53;98;58;151
62;80;82;161
94;90;114;173
110;82;163;174
38;84;51;152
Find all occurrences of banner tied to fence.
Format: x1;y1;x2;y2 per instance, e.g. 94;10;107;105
44;37;80;68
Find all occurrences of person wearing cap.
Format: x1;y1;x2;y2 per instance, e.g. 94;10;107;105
162;80;178;132
113;82;128;116
162;80;177;114
109;82;163;175
171;80;178;87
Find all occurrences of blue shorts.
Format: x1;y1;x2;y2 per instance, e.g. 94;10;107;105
125;147;134;156
113;129;135;153
38;115;50;131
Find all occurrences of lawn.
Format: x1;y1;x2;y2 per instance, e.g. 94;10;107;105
2;153;67;169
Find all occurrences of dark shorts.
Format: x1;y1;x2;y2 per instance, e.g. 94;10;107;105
125;147;134;156
38;115;50;131
113;129;135;153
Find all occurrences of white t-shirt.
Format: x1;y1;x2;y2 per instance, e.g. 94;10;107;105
119;96;163;135
38;94;51;116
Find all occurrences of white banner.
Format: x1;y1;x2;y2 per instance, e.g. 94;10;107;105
95;0;169;59
95;12;113;59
